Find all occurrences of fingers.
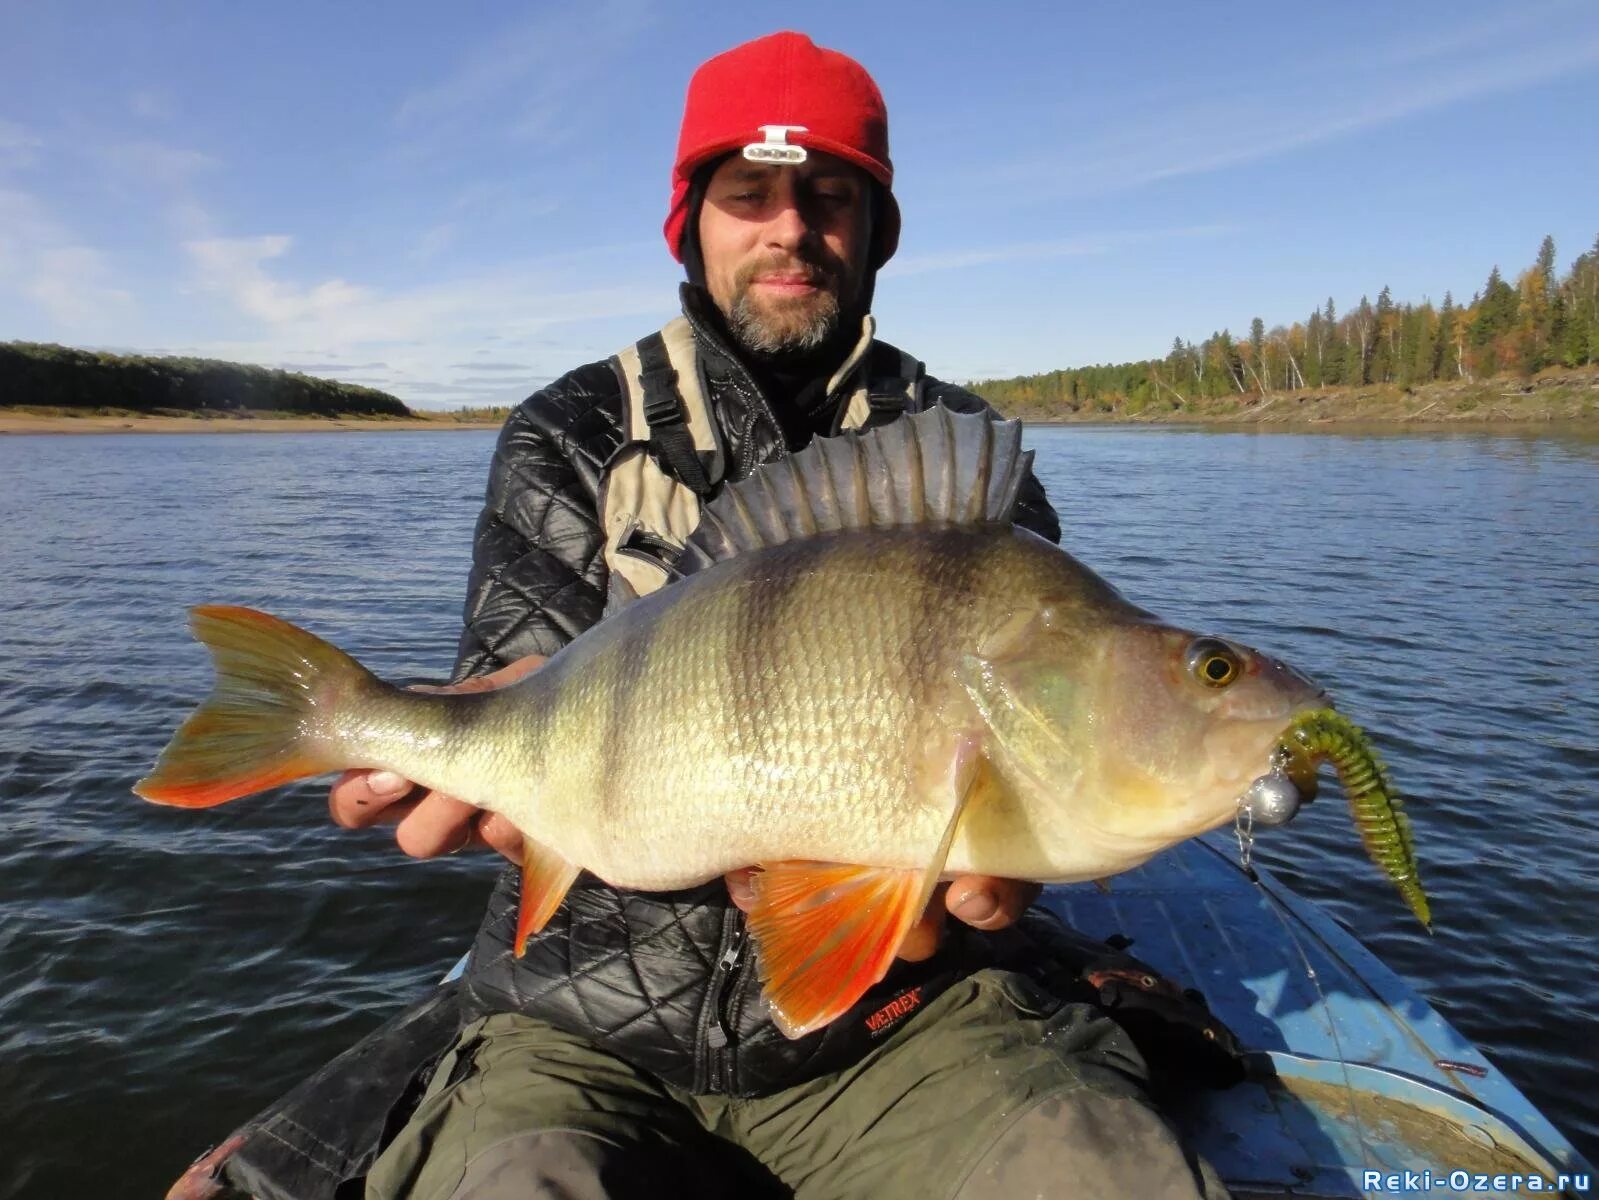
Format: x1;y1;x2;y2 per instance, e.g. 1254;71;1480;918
946;876;1042;931
725;867;758;913
329;769;516;861
897;883;950;962
328;769;420;829
478;813;525;863
393;792;492;859
410;654;548;696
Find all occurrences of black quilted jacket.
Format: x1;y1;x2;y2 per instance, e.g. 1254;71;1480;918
454;285;1062;1097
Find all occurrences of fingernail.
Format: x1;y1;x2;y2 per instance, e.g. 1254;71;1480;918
368;771;407;797
953;888;998;924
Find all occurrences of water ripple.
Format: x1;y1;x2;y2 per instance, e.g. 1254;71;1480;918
1;425;1596;1198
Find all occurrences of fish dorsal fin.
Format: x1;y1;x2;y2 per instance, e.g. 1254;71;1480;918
680;404;1031;575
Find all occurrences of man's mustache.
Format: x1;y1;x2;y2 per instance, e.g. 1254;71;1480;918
734;254;841;291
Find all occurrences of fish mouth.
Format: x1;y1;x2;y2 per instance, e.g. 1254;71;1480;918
1238;707;1430;929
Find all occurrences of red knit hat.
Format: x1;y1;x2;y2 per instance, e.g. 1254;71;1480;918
664;32;900;268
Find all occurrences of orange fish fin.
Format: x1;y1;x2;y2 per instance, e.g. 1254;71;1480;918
514;840;580;955
751;738;983;1039
747;859;937;1039
134;606;367;808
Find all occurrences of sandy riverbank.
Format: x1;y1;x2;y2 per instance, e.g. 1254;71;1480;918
1000;367;1599;426
0;411;504;435
5;367;1598;433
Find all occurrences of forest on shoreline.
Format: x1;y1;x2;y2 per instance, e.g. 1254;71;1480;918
973;235;1599;420
0;342;411;418
6;234;1597;428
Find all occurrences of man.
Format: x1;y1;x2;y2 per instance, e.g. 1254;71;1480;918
331;32;1230;1200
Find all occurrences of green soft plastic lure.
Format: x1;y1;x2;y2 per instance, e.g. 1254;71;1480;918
1282;709;1431;929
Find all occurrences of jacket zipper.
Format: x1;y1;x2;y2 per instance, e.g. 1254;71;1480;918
679;301;786;480
704;918;745;1089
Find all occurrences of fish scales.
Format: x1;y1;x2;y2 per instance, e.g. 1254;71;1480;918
520;527;1051;889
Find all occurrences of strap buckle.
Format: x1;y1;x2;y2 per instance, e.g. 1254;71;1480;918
639;366;683;427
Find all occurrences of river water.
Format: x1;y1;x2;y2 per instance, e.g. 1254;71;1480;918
0;424;1594;1198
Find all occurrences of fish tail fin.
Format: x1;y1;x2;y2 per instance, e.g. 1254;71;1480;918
135;605;372;808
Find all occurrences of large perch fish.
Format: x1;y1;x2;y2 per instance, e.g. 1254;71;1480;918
137;406;1426;1037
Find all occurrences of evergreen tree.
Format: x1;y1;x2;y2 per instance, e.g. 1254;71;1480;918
1305;308;1325;386
1537;235;1557;299
1406;303;1436;386
1347;295;1375;385
1371;287;1396;382
1321;298;1342;385
1469;266;1519;375
1248;317;1268;391
1436;292;1458;379
963;232;1599;414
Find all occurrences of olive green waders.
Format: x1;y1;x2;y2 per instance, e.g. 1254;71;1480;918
367;969;1229;1200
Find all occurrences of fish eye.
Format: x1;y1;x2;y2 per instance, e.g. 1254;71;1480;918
1186;638;1241;688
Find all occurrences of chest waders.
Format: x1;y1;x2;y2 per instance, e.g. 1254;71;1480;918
600;315;925;601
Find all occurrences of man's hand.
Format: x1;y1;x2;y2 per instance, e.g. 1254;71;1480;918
724;869;1040;962
327;655;545;861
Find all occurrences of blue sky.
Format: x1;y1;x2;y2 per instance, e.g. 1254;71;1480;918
2;0;1596;409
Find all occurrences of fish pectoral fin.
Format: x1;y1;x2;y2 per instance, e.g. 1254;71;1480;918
514;840;581;955
1092;878;1113;894
749;741;980;1040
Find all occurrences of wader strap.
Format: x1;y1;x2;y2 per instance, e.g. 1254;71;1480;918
602;318;726;602
635;332;712;497
602;318;919;603
841;339;923;431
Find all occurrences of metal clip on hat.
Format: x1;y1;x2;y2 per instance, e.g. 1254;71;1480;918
743;125;809;165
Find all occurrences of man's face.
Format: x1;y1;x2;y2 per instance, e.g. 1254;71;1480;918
698;151;873;355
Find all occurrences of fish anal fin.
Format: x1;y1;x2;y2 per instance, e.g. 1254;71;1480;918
514;840;581;955
750;736;984;1039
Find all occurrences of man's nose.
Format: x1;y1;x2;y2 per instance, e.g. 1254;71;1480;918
764;197;813;251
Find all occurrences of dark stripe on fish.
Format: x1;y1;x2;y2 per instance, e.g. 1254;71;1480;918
902;530;991;720
729;548;804;773
598;614;658;821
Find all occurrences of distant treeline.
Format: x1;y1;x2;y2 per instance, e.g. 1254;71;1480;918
0;342;411;417
974;234;1599;417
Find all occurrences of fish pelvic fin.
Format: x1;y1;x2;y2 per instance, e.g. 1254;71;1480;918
749;737;982;1039
134;605;373;808
678;404;1032;576
514;839;581;954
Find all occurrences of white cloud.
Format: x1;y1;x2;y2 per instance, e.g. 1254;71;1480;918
394;0;655;147
26;247;133;325
128;90;175;121
178;230;677;406
99;139;218;189
0;117;41;170
997;18;1599;199
186;235;370;325
0;188;132;329
885;225;1237;278
410;222;458;262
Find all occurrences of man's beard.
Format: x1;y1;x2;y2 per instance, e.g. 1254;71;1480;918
726;255;852;356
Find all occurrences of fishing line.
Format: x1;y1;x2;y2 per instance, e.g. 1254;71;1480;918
1233;813;1374;1178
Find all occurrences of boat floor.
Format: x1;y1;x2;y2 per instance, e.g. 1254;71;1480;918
1037;836;1591;1198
